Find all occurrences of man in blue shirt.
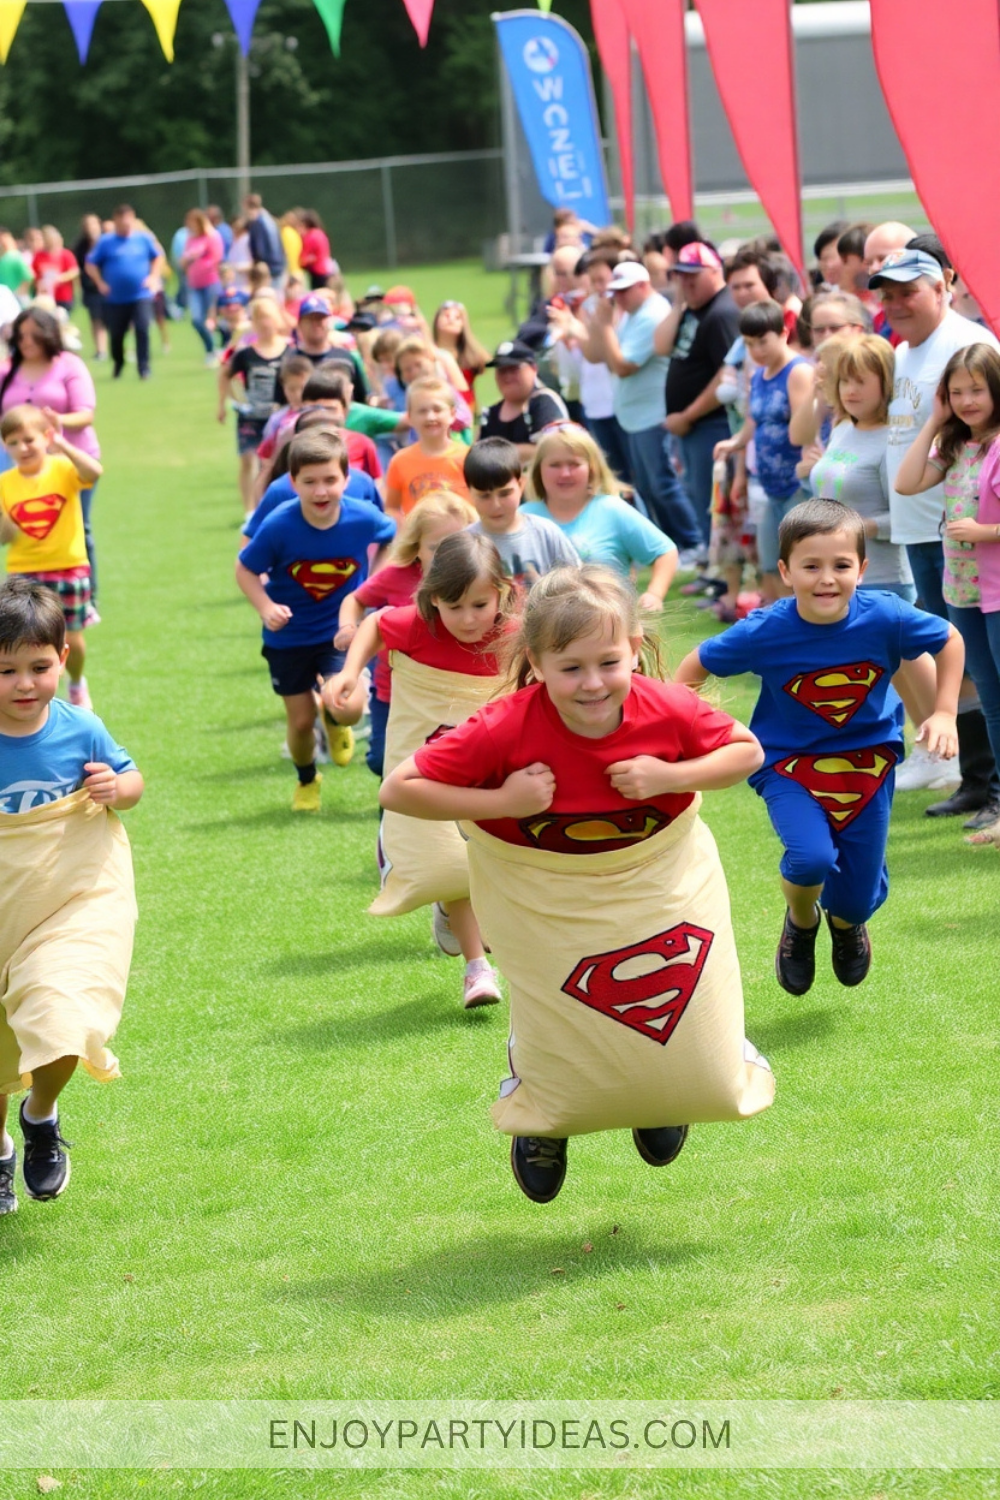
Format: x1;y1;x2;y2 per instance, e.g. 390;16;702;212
242;193;285;285
85;204;164;380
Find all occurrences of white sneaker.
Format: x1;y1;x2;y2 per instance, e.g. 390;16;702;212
463;960;502;1009
432;902;462;957
68;679;92;711
894;743;960;792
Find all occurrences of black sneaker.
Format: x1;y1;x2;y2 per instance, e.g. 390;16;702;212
511;1135;567;1203
775;906;820;995
0;1148;16;1215
632;1124;689;1167
825;912;871;987
19;1102;71;1201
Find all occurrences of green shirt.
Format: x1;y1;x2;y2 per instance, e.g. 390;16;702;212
346;402;402;438
0;250;32;294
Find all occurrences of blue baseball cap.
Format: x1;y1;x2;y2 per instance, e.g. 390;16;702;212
298;294;333;319
868;248;945;288
217;286;249;310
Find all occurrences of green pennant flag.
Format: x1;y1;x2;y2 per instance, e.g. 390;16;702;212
312;0;347;55
537;0;553;9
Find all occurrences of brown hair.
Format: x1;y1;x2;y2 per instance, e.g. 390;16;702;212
0;575;65;653
778;498;867;565
835;334;894;427
288;430;349;479
505;564;662;689
391;490;478;566
394;336;434;382
415;531;513;631
405;375;455;412
371;328;403;364
0;403;49;441
302;367;351;406
935;343;1000;472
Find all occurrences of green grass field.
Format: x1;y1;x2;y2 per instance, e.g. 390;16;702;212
0;261;997;1500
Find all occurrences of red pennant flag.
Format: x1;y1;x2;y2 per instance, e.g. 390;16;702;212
400;0;433;47
618;0;692;223
589;0;634;228
694;0;803;275
870;0;1000;338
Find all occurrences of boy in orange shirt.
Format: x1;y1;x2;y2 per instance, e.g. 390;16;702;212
384;377;469;520
0;405;103;710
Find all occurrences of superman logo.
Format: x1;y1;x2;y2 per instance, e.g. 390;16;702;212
562;923;713;1045
8;494;66;540
774;744;897;828
519;805;673;854
783;661;884;728
288;558;358;601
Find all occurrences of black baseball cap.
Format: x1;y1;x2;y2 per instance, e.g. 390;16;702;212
486;338;538;368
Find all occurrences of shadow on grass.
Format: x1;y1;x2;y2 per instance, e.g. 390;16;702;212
266;940;418;976
280;993;494;1051
187;806;376;831
208;718;281;735
276;1227;712;1317
750;1006;836;1054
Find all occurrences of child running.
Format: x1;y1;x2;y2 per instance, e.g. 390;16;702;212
336;490;478;777
324;532;513;1008
0;404;103;711
464;436;580;589
236;431;395;809
218;293;289;515
677;499;964;995
384;377;470;521
380;566;773;1202
0;578;142;1212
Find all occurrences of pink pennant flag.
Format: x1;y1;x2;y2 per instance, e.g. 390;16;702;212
589;0;634;229
400;0;433;47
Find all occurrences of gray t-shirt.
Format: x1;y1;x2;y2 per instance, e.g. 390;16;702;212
810;420;912;586
470;513;580;586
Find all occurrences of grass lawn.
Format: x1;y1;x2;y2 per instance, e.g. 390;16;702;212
0;266;997;1500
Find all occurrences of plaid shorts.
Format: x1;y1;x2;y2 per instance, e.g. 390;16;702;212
19;567;93;632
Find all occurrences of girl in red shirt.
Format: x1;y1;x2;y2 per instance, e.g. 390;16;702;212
380;566;773;1203
336;489;478;777
324;531;515;1009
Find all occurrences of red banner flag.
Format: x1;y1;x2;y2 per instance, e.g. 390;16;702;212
589;0;634;228
619;0;692;223
694;0;803;275
870;0;1000;337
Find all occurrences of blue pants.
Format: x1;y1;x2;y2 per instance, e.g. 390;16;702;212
756;762;894;925
187;281;220;355
585;413;634;490
677;411;731;548
80;482;98;603
624;424;702;551
366;689;390;778
947;604;1000;775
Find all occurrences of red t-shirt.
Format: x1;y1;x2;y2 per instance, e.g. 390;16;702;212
33;248;77;305
378;603;508;677
256;426;381;479
353;560;422;700
413;675;737;852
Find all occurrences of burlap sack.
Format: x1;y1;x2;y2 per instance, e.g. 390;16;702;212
0;789;137;1095
369;651;501;917
461;799;774;1136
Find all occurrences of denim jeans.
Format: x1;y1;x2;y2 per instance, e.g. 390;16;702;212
905;540;946;618
677;410;731;548
947;605;1000;776
366;689;390;778
624;424;702;551
187;282;220;355
80;482;98;603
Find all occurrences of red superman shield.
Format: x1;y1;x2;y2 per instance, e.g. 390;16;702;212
561;923;713;1044
520;806;673;854
288;558;358;601
8;494;66;540
774;745;897;828
783;661;884;728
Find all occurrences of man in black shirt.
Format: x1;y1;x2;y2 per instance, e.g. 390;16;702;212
290;295;368;404
479;340;568;464
656;242;740;546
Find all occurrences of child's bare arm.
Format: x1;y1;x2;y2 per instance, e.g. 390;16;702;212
235;558;291;632
83;765;144;810
380;757;555;821
335;592;367;649
606;723;763;800
323;612;385;707
0;511;17;545
217;364;235;423
913;625;964;757
674;648;711;687
50;431;102;484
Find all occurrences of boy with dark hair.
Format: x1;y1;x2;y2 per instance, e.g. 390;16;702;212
714;299;813;602
464;438;579;588
836;223;874;297
236;431;395;809
677;499;963;994
813;220;849;288
0;576;143;1212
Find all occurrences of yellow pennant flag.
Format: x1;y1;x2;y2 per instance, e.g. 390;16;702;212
0;0;26;65
141;0;182;61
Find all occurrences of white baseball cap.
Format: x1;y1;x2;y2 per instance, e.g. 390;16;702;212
607;262;650;292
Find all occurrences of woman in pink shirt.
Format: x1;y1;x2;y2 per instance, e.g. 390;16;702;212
0;304;102;601
179;208;224;364
298;211;337;291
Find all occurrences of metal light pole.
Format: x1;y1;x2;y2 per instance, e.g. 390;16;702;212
236;46;251;202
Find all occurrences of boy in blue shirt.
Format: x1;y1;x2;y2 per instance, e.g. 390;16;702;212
677;499;964;994
236;430;395;811
0;577;143;1213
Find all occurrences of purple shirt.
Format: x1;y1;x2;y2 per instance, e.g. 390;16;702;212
975;437;1000;614
0;351;100;460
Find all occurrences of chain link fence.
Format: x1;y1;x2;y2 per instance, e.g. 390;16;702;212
0;151;508;272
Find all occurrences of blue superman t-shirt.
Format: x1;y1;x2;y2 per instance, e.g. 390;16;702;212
0;699;136;814
239;496;396;649
698;591;951;773
243;469;382;541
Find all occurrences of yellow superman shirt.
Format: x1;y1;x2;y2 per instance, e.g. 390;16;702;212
0;456;86;573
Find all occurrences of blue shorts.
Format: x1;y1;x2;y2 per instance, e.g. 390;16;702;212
754;749;898;925
237;417;266;456
757;489;809;574
261;642;345;698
